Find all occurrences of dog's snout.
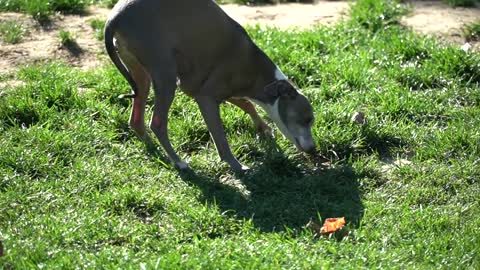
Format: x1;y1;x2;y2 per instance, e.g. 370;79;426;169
302;143;316;154
295;136;316;154
305;144;316;154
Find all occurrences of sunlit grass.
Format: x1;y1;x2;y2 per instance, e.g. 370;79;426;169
0;0;479;268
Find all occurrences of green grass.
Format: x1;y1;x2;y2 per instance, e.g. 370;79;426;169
88;18;105;41
1;0;479;268
0;20;27;44
348;0;410;32
0;0;89;13
218;0;308;4
0;0;90;21
58;29;75;46
444;0;479;7
463;20;480;42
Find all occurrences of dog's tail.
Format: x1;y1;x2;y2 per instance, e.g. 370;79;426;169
104;19;137;99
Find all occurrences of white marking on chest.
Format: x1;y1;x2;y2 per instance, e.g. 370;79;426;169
275;67;288;80
250;98;295;143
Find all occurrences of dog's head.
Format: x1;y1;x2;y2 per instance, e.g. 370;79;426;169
262;80;316;153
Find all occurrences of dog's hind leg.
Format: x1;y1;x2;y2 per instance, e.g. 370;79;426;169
149;67;188;170
117;45;152;143
228;98;272;137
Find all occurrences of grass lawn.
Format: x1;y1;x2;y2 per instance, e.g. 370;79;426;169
1;0;479;268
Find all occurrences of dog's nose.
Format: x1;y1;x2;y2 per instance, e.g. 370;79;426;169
304;144;316;154
296;136;316;154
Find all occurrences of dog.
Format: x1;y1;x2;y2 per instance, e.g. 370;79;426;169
104;0;315;172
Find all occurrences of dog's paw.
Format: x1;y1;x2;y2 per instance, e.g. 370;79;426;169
175;161;190;170
240;164;250;171
231;164;250;174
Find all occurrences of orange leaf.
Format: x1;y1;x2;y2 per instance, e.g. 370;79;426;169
320;217;346;234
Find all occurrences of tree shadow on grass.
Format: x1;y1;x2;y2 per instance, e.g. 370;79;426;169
177;140;365;233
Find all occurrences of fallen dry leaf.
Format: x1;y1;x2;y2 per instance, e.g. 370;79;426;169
320;217;346;234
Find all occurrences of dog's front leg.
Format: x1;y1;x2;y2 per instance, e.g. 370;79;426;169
196;96;249;172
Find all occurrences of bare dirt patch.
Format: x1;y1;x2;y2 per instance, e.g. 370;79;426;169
221;1;350;28
0;7;110;75
0;1;478;76
402;1;480;49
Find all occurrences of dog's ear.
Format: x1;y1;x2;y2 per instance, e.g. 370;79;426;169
265;80;298;99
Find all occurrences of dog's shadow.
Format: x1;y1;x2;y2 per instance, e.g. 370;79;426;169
175;140;365;233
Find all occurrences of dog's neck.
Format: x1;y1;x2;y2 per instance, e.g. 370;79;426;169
245;66;286;129
241;44;290;105
249;66;288;105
